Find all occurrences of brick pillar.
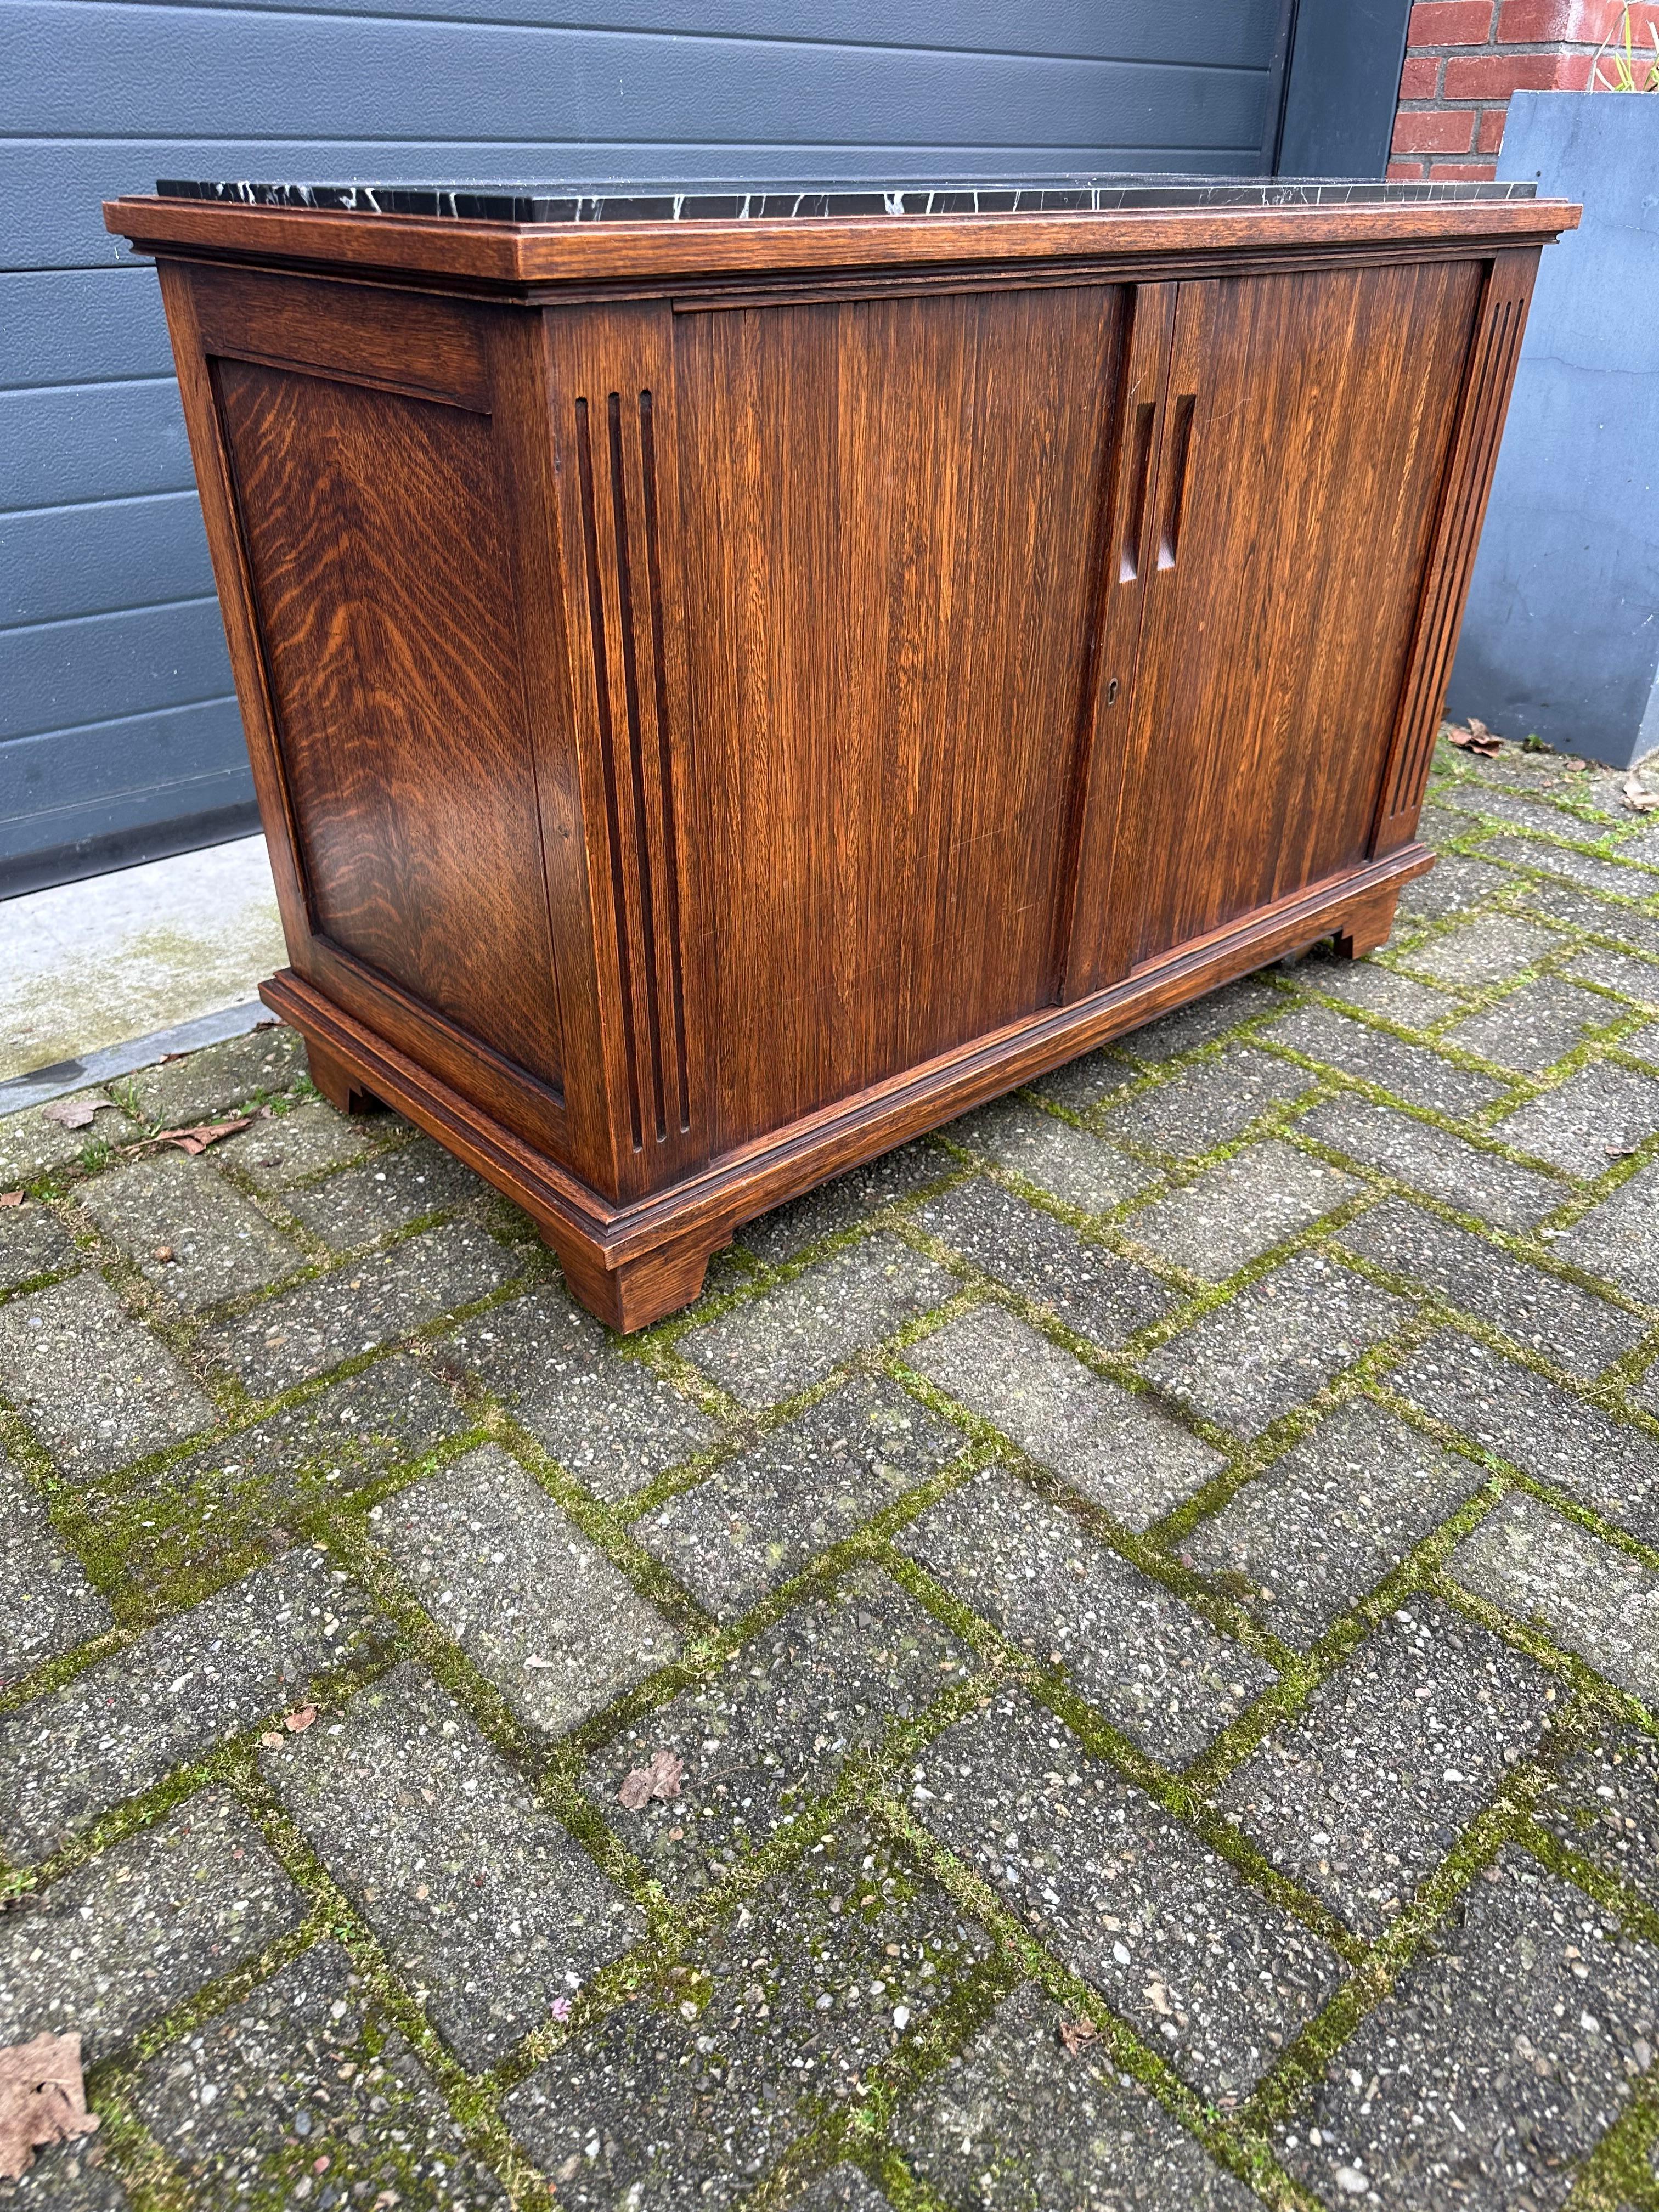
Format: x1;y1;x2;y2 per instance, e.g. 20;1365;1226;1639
1389;0;1658;179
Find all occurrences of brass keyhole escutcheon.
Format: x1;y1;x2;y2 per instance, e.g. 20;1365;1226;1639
1105;676;1120;707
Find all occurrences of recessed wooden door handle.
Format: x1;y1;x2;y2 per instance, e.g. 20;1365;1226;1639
1158;393;1196;571
1119;399;1157;583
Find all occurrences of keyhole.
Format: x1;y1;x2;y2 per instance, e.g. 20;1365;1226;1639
1105;676;1120;707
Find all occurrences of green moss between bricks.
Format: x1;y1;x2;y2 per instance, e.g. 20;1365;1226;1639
1;774;1657;2207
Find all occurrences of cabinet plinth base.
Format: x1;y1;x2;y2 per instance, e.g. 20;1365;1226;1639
1333;883;1404;962
259;844;1433;1330
304;1039;386;1118
546;1228;715;1331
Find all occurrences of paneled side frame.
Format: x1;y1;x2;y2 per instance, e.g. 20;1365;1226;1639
541;300;705;1202
157;262;314;960
158;259;595;1171
1371;246;1541;851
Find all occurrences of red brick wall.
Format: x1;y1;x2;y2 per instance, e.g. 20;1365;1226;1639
1389;0;1659;178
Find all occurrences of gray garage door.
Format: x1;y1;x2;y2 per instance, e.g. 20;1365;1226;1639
2;0;1348;896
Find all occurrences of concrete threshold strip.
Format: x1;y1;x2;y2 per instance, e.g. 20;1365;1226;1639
0;1000;269;1119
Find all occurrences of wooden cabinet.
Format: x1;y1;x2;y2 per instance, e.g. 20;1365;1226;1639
106;184;1575;1328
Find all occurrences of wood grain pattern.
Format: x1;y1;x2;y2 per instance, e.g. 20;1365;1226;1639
123;196;1564;1327
215;356;566;1091
259;838;1432;1319
1372;247;1540;853
676;281;1125;1150
190;261;494;409
1090;255;1483;979
1060;279;1175;1001
154;262;317;964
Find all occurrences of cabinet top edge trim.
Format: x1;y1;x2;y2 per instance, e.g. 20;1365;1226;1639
131;233;1551;317
105;196;1579;287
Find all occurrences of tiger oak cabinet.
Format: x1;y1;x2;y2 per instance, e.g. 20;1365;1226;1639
106;180;1577;1328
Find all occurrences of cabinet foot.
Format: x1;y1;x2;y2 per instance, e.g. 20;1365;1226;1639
1333;884;1403;962
543;1224;722;1332
305;1039;386;1117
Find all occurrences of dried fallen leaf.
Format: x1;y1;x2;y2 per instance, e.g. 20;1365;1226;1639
283;1704;317;1734
523;1654;556;1671
40;1097;110;1131
258;1730;285;1750
0;2032;99;2180
0;1193;22;1209
1145;1978;1173;2017
1623;776;1659;815
1441;716;1504;758
153;1245;175;1263
617;1749;683;1810
142;1115;256;1158
1058;2017;1098;2055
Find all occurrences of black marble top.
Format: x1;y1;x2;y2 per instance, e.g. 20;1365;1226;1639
154;175;1541;225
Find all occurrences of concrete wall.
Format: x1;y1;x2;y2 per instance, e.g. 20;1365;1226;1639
1446;91;1659;766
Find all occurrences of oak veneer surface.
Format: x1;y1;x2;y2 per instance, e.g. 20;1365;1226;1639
1101;256;1485;977
215;357;568;1093
539;301;700;1181
108;187;1575;1325
678;282;1126;1148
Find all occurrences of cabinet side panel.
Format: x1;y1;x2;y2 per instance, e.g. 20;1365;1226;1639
1372;248;1540;851
213;358;565;1091
676;283;1125;1152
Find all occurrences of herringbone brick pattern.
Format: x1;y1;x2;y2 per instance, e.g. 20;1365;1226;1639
2;739;1658;2210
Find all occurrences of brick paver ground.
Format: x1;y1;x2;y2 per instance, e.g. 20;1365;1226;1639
2;738;1659;2210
